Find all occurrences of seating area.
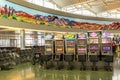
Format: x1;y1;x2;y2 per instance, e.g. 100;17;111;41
0;47;41;70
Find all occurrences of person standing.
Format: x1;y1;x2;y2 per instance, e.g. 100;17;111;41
112;40;116;53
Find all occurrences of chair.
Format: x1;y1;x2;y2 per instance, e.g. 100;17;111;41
78;55;86;70
104;55;113;71
89;55;99;71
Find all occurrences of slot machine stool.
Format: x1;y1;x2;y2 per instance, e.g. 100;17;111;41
55;53;64;69
39;54;44;66
89;55;99;71
64;54;74;70
78;55;86;70
43;54;53;69
32;52;41;65
104;55;113;71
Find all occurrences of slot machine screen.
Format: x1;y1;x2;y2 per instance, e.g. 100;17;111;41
78;40;86;44
77;34;86;38
56;48;63;52
67;48;74;52
88;31;101;38
102;38;111;43
54;33;63;39
46;48;52;52
102;46;111;51
66;40;75;46
89;39;98;43
45;40;53;45
45;34;53;39
102;31;110;37
78;48;86;53
67;42;74;46
90;45;99;50
56;40;64;45
66;34;75;39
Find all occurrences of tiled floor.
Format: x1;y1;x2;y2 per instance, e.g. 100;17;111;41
0;62;114;80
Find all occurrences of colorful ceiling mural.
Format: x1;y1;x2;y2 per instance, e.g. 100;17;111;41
0;0;120;30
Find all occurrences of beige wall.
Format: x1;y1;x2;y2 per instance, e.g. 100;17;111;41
0;18;120;33
0;18;86;32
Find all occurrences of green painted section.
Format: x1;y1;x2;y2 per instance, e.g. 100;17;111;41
0;63;112;80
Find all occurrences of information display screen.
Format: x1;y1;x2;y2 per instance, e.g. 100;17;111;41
102;46;111;51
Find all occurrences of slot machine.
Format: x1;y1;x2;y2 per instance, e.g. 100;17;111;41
101;31;112;55
101;31;113;71
64;33;75;69
87;31;102;70
77;33;87;70
54;33;64;69
54;33;64;60
44;33;54;68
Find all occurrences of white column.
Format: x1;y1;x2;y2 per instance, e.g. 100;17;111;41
33;31;38;46
20;29;25;49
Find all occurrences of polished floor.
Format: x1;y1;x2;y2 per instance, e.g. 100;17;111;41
0;62;115;80
2;51;120;80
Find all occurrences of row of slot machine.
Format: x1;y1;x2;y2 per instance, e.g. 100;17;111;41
44;31;112;59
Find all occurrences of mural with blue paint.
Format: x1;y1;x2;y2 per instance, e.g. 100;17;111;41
0;0;120;30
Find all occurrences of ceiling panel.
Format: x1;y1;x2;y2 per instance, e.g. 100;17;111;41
24;0;120;19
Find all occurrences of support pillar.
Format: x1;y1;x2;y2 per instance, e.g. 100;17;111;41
20;29;25;49
33;31;38;46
